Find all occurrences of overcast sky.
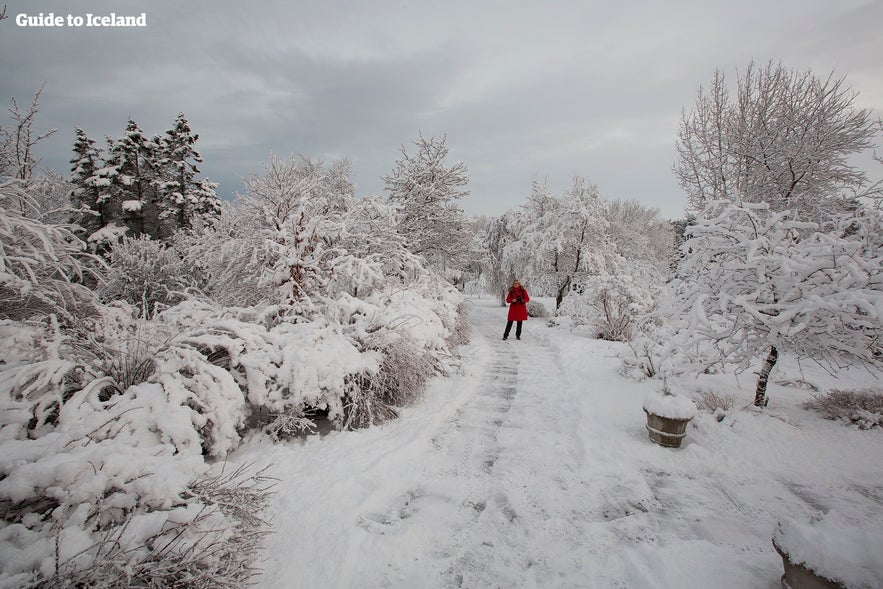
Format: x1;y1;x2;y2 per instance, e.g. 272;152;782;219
2;0;882;219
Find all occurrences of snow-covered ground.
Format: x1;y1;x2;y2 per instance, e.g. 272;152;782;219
234;297;883;588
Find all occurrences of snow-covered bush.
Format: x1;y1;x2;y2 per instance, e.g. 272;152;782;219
561;271;658;342
100;235;192;316
175;206;280;307
525;300;549;318
805;388;883;429
621;336;660;380
1;457;272;588
0;352;273;588
0;180;101;323
689;388;736;413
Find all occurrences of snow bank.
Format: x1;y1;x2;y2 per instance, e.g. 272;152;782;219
642;392;697;420
774;511;883;589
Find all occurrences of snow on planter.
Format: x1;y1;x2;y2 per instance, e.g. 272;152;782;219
773;512;883;589
642;392;697;421
642;392;697;448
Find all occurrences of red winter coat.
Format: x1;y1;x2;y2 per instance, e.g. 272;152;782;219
506;287;530;321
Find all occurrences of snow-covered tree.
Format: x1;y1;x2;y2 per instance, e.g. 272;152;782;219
605;199;676;276
476;212;520;305
677;200;882;405
93;119;163;239
675;61;879;221
674;62;882;406
70;126;106;235
384;134;471;275
155;113;222;233
0;85;57;187
77;116;220;245
512;176;611;309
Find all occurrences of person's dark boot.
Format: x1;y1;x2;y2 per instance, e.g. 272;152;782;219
502;335;508;340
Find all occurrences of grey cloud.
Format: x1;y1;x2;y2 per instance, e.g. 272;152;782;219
1;0;881;220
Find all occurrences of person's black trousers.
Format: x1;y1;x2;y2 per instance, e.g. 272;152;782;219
503;320;522;339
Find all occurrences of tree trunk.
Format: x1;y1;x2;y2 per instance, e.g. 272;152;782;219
754;345;778;407
555;275;572;310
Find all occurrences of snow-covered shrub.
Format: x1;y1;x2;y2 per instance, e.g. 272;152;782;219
337;282;465;414
174;206;280;307
805;388;883;429
689;388;736;413
0;364;273;588
100;235;192;316
561;272;658;342
0;304;167;439
156;299;391;438
362;334;437;407
526;300;549;318
621;335;663;380
63;302;173;397
4;464;273;588
0;180;102;323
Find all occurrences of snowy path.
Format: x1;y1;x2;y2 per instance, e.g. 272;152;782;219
238;298;883;589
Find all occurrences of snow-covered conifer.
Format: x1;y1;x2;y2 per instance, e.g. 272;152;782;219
94;119;162;239
70;126;105;234
155;113;222;234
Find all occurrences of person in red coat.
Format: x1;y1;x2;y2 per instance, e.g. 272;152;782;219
503;279;530;340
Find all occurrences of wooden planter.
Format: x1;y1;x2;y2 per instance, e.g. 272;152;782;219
643;409;691;448
772;537;847;589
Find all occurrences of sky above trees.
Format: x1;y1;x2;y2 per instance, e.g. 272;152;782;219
2;0;881;219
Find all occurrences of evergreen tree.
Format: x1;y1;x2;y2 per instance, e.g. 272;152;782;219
69;127;104;236
94;119;157;238
156;113;221;235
